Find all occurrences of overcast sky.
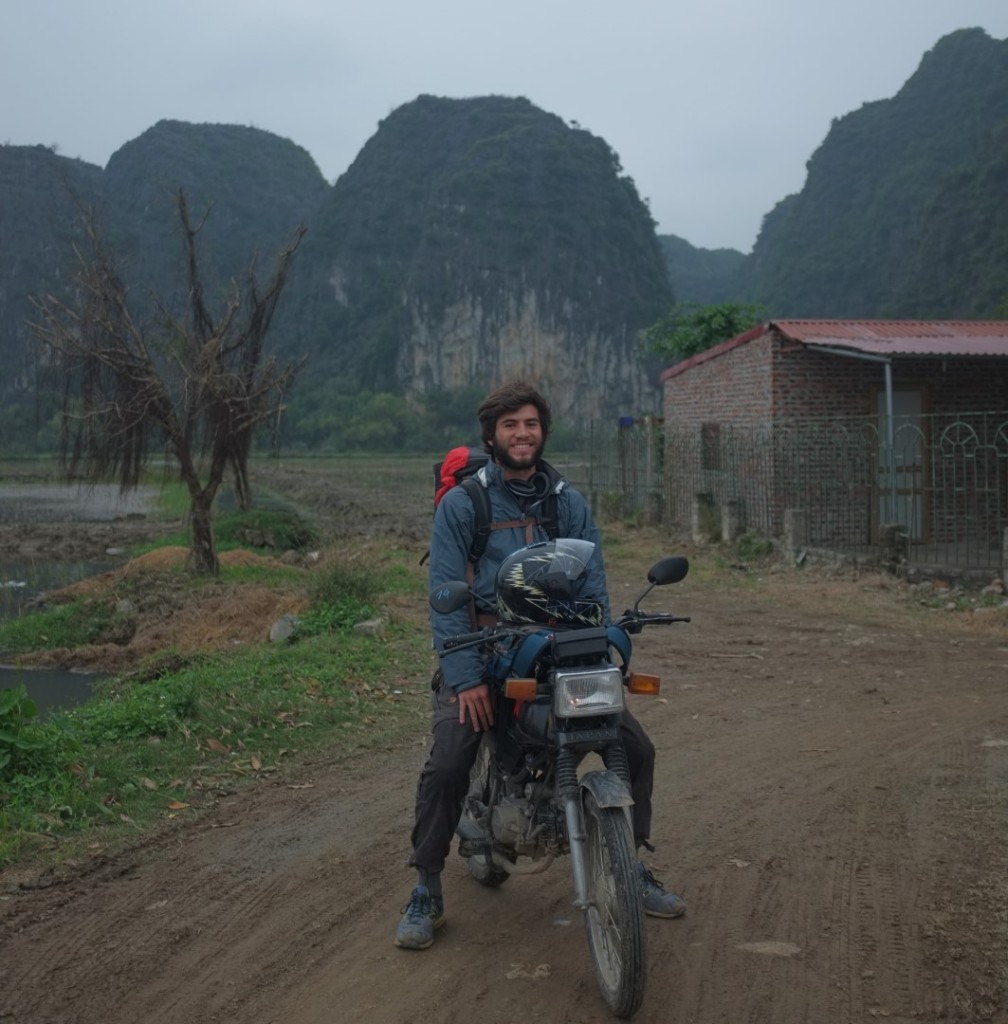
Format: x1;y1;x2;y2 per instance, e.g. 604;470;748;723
4;1;1007;253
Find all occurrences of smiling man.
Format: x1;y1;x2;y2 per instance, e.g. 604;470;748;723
395;380;686;950
489;400;544;474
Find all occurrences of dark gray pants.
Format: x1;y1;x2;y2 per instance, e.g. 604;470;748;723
409;681;657;873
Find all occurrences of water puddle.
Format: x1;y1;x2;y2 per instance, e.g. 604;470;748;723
1;662;99;719
0;478;157;715
1;556;125;718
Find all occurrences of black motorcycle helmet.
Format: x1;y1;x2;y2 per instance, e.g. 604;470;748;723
495;538;604;626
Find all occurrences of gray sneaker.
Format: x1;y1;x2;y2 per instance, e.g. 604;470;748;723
637;862;686;918
394;885;446;949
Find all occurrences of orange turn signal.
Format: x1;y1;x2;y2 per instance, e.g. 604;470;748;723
504;678;538;701
626;672;661;696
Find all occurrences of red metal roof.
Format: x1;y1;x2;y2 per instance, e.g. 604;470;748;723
660;319;1008;380
773;319;1008;357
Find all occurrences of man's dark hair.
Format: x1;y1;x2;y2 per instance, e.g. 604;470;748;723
478;380;552;453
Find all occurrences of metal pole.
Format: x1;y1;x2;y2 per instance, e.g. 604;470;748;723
884;360;895;524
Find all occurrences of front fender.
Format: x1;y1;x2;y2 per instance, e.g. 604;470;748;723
579;768;634;809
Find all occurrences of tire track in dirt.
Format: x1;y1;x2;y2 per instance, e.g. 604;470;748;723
0;743;426;1024
628;599;1008;1024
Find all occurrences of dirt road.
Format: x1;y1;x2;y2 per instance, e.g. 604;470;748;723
2;466;1007;1022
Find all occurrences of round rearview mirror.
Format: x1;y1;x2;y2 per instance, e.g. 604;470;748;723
429;579;473;614
647;556;689;586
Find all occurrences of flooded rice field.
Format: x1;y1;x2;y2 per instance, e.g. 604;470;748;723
0;481;159;714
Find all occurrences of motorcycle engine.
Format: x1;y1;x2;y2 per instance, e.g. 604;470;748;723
490;795;532;851
490;794;564;856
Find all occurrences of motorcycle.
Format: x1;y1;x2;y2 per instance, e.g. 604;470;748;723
430;539;690;1018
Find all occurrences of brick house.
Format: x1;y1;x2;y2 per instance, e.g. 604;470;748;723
659;320;1008;567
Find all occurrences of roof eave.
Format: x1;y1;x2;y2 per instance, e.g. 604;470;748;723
659;321;770;381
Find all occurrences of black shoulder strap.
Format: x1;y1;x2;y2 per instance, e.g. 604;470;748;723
539;491;560;539
460;475;493;564
418;471;498;570
537;460;562;540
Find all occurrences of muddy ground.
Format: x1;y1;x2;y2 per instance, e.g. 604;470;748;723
2;462;1008;1023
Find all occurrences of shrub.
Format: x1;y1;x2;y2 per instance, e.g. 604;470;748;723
297;562;378;637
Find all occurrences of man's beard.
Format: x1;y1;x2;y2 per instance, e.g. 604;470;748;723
493;438;544;472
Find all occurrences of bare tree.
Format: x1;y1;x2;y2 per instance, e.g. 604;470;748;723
31;189;306;574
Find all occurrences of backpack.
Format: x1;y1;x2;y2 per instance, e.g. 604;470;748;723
433;445;489;507
424;445;561;568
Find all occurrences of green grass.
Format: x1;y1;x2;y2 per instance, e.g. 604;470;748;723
131;506;320;558
0;624;429;866
0;599;118;652
0;551;314;655
297;562;379;637
0;508;432;872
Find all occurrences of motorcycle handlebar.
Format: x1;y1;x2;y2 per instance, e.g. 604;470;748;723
613;611;691;629
441;627;495;651
441;613;690;654
439;624;533;653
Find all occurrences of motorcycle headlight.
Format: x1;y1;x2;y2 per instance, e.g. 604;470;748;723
552;666;625;718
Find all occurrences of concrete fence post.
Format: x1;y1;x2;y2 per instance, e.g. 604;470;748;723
783;508;808;563
1002;527;1008;591
721;500;741;542
879;523;908;574
691;493;712;545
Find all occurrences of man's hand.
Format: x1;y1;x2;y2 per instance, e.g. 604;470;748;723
458;683;495;732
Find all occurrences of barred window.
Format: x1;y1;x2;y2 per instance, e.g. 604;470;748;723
701;422;722;470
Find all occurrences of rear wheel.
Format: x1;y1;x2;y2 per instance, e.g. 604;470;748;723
464;743;510;888
582;793;647;1018
467;852;510;887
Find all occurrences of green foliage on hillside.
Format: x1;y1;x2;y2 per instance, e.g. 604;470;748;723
0;146;103;422
277;382;493;452
283;95;673;389
657;234;746;304
740;28;1008;317
645;301;767;362
0;125;329;452
101;120;329;313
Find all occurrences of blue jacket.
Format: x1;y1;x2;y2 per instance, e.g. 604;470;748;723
429;459;611;692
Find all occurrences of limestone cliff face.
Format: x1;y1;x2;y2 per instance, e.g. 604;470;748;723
294;94;674;421
397;291;657;419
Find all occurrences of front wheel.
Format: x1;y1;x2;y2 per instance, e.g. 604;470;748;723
582;793;647;1018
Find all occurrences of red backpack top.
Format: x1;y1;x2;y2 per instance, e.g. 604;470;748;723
434;446;489;507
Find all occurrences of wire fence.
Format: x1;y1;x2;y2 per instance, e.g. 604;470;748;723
261;412;1008;573
564;412;1008;573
